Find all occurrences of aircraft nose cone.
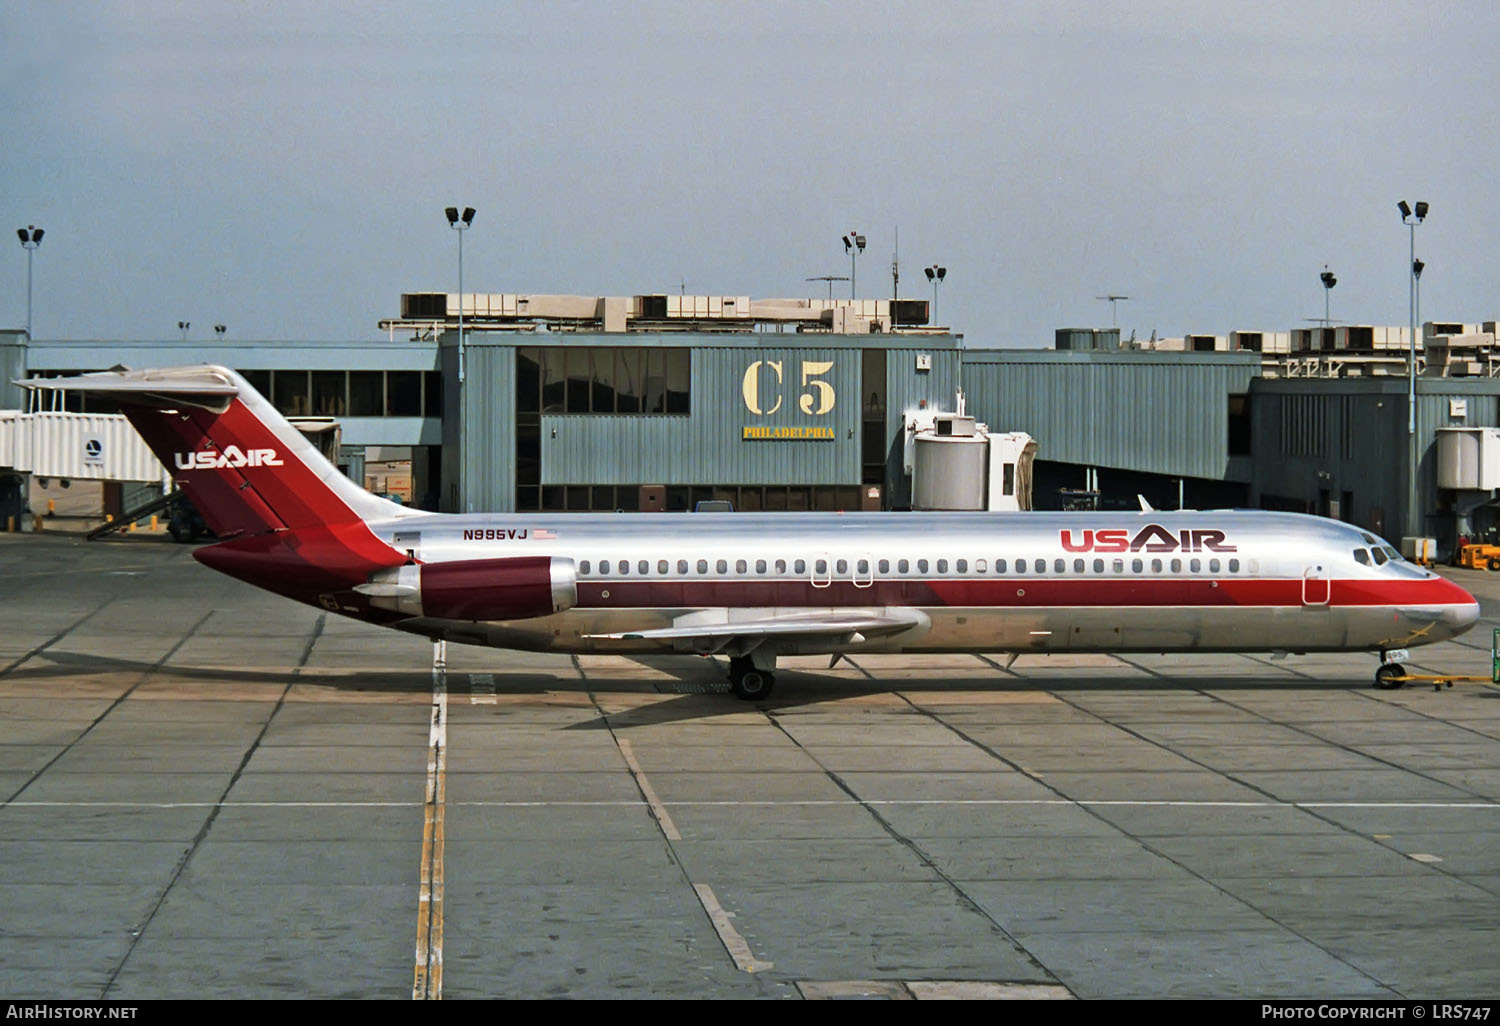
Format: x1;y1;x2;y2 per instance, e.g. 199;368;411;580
1440;577;1482;638
1448;600;1482;635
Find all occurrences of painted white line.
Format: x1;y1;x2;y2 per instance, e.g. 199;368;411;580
412;660;447;1001
694;883;773;973
615;738;681;841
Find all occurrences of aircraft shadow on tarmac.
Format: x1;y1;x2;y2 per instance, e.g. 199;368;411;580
4;648;1462;733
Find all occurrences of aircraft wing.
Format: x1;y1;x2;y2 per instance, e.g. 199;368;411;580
584;610;924;647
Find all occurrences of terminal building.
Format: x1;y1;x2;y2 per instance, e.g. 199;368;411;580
4;292;1500;554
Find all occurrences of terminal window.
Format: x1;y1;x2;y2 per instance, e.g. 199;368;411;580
517;346;690;416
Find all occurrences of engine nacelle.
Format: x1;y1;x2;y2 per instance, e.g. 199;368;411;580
356;556;577;620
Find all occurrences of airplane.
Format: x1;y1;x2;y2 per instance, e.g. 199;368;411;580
19;365;1481;700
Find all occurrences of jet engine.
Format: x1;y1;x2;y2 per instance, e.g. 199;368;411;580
356;556;577;620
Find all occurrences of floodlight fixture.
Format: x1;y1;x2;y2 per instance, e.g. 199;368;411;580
17;224;43;337
1398;198;1430;539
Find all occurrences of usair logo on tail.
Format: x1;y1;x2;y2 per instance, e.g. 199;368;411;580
173;446;284;470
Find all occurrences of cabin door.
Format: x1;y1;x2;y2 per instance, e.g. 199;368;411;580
1302;564;1330;606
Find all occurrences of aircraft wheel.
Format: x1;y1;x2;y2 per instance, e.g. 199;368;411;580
1374;663;1406;690
730;668;775;701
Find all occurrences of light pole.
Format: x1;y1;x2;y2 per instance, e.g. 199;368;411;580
842;231;865;299
1319;266;1336;328
446;206;475;383
1399;199;1428;541
16;225;43;338
924;265;946;324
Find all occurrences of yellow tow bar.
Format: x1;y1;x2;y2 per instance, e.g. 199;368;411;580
1375;627;1500;691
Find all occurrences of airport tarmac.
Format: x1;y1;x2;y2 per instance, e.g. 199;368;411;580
2;531;1499;1000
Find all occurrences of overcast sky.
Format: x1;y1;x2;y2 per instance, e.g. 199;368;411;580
2;1;1496;346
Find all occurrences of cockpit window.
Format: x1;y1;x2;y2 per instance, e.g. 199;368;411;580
1382;546;1401;562
1361;533;1379;546
1371;547;1389;566
1353;549;1371;565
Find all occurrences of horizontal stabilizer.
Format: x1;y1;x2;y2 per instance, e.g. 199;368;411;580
19;367;241;412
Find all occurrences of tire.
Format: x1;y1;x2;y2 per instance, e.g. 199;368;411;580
731;669;775;701
1374;663;1406;690
1486;558;1500;572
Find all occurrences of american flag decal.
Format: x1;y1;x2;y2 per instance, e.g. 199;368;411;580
533;528;557;540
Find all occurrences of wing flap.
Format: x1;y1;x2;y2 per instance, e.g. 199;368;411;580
585;611;921;644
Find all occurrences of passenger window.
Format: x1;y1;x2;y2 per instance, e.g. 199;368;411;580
795;559;807;574
1131;558;1143;573
1093;558;1103;573
1074;559;1084;573
1112;559;1124;573
697;559;708;574
618;561;629;575
638;560;649;575
815;559;828;574
1190;558;1202;573
1053;558;1064;573
857;559;869;574
1151;559;1162;573
1209;558;1221;573
1354;549;1370;565
1170;558;1181;573
937;559;948;574
736;559;747;574
717;559;728;574
1034;559;1046;574
775;559;787;574
995;559;1007;573
1248;559;1259;573
918;559;930;573
658;560;669;574
677;559;688;574
835;559;848;574
580;560;591;575
976;559;987;573
956;559;967;574
878;559;890;574
1228;559;1240;573
1015;560;1026;575
898;559;909;574
756;559;767;574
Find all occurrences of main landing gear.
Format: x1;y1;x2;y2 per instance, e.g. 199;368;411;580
727;656;776;701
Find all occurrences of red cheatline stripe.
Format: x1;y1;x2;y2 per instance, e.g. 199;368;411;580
574;575;1473;609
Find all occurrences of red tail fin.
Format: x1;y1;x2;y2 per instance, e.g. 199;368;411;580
22;365;405;540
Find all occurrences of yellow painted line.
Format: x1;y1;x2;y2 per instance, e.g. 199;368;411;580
616;737;681;841
413;662;447;1000
694;884;773;973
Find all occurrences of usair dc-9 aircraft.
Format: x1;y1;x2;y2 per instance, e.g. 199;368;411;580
22;366;1480;700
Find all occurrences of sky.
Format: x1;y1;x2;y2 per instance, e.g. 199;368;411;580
1;1;1496;346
